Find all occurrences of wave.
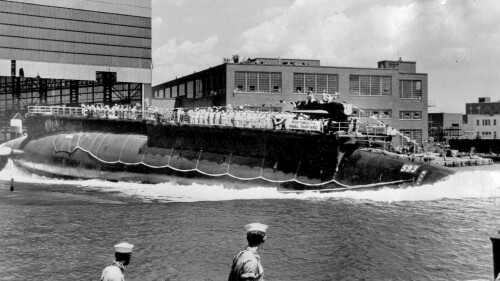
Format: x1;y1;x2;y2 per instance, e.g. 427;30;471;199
1;160;499;202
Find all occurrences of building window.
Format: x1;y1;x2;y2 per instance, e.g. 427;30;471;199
235;72;245;92
294;73;339;94
351;109;392;119
234;72;282;93
477;120;480;126
247;72;257;92
399;111;422;120
160;89;165;98
495;119;497;126
400;129;422;144
482;119;491;126
172;85;178;98
194;79;202;98
399;80;422;99
179;83;185;96
154;90;159;98
271;73;281;92
349;75;391;96
187;81;194;99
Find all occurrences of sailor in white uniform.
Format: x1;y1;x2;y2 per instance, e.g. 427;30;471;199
101;242;134;281
228;223;268;281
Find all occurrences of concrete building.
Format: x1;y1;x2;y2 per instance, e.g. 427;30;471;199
462;114;500;140
153;58;428;144
428;113;464;142
0;0;152;138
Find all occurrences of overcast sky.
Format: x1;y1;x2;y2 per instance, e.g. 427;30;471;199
151;0;500;113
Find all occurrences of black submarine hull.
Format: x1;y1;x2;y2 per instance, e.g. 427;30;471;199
1;115;454;191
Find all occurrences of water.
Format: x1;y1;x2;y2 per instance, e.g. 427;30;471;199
0;162;499;280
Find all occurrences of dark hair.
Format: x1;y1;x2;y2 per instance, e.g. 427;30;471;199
247;231;266;247
115;252;131;265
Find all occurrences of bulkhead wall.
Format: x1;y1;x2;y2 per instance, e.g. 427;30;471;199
147;122;340;179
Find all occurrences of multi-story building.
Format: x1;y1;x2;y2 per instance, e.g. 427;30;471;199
153;58;428;144
428;113;464;142
462;114;500;140
0;0;152;139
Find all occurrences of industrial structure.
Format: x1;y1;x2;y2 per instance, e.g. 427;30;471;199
0;0;152;140
429;98;500;141
153;58;428;144
428;113;464;142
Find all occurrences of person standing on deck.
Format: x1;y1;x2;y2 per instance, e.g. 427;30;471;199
228;223;268;281
101;242;134;281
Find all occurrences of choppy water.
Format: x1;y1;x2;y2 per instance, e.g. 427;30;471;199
0;162;499;280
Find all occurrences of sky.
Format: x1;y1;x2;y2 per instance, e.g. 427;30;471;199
151;0;500;114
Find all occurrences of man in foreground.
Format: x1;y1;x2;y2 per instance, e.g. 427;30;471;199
101;242;134;281
228;223;268;281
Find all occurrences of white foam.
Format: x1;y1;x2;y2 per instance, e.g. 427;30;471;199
1;159;499;203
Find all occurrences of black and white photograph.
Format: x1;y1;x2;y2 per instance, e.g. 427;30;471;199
0;0;499;280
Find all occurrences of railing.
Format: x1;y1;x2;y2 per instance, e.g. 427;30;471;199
27;105;393;137
28;106;84;117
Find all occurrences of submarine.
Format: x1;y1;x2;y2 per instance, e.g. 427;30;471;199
0;104;454;192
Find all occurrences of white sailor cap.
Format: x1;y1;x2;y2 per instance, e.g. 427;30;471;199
244;223;268;233
114;242;134;253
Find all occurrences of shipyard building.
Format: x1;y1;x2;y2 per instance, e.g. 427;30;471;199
153;58;428;144
0;0;152;139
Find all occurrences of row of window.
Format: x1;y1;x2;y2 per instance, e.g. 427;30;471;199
235;72;282;93
235;73;420;99
476;131;498;139
154;72;423;99
293;73;339;94
476;119;497;126
349;75;391;96
352;109;392;119
155;72;225;99
399;111;422;120
350;110;422;120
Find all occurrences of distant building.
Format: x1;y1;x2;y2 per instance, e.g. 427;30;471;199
462;114;500;140
466;97;500;115
428;113;464;142
153;58;428;144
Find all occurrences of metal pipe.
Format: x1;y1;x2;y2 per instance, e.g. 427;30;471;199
491;232;500;279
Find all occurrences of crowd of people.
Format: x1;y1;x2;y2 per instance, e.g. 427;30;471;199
183;107;302;130
79;103;324;131
81;103;142;120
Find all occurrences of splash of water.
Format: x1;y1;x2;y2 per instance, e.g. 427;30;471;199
1;159;499;202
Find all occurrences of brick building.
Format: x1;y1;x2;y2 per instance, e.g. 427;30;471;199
153;58;428;144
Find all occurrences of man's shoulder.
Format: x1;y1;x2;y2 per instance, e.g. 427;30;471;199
236;249;259;261
101;265;123;277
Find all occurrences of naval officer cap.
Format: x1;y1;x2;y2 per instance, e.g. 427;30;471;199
114;242;134;253
244;223;268;233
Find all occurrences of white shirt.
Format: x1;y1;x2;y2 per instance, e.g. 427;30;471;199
101;262;125;281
